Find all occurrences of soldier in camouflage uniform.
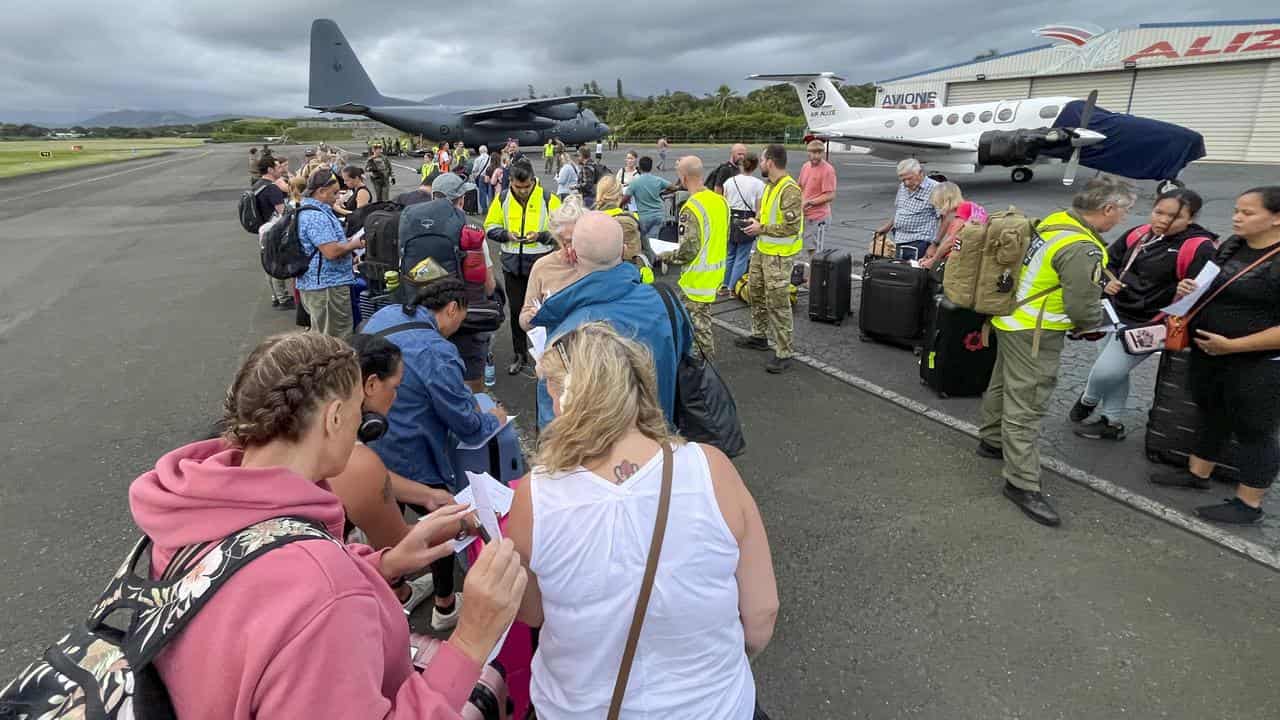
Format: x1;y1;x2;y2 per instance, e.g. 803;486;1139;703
663;157;729;359
364;143;394;202
735;144;803;374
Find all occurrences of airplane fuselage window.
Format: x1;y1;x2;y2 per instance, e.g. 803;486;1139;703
1039;105;1060;119
997;108;1014;121
946;113;959;125
909;116;920;127
932;115;944;126
979;111;994;122
962;112;975;124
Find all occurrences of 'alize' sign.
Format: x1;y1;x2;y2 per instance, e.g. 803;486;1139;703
1124;28;1280;63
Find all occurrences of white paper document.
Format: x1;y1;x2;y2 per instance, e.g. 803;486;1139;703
460;470;514;663
457;414;516;450
1161;262;1220;316
649;238;680;256
527;326;548;362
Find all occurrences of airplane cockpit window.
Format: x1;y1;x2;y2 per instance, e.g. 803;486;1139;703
979;111;994;122
997;108;1014;121
962;112;975;124
946;113;959;125
885;119;895;128
931;115;944;126
1039;105;1060;119
909;116;920;127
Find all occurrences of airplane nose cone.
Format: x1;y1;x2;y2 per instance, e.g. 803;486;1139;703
598;123;610;134
1074;129;1106;146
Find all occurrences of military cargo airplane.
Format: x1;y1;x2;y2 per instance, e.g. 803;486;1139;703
308;19;609;149
753;72;1204;186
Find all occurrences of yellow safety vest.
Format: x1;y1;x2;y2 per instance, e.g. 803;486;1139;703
485;184;561;256
756;175;803;256
992;210;1109;333
602;206;638;221
420;161;436;181
544;143;555;158
678;189;730;302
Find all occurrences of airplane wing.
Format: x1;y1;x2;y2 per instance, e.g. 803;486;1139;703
462;94;601;118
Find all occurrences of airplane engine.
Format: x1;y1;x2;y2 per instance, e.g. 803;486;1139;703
539;104;579;121
977;129;1053;167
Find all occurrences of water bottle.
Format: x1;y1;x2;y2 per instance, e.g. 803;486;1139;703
483;353;496;388
384;271;399;295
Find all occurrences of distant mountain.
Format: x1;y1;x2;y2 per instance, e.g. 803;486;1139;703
78;110;239;128
0;110;87;126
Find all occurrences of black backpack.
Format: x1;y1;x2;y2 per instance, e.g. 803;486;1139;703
357;204;404;294
0;517;332;720
577;161;600;197
238;180;271;234
261;205;322;280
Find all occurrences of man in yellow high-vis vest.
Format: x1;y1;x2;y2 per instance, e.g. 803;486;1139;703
484;159;562;374
543;140;556;174
735;144;803;374
661;157;729;358
977;176;1136;527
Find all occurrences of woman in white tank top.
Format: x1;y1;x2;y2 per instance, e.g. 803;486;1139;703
507;322;779;720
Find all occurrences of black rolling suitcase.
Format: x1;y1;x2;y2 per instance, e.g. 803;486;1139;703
858;257;931;348
919;295;996;397
1146;349;1241;480
463;188;479;215
809;249;852;324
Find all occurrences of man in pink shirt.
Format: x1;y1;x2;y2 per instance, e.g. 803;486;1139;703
797;139;838;254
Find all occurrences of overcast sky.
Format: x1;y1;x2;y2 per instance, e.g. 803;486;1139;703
0;2;1267;119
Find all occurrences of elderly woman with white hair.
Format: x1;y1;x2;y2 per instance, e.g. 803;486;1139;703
519;193;588;331
507;321;778;719
875;158;941;260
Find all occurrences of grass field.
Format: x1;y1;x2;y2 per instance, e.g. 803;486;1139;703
0;138;206;178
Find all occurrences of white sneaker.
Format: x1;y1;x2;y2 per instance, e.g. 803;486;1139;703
400;574;435;616
431;593;462;632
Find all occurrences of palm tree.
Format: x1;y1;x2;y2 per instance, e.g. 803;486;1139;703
706;84;738;116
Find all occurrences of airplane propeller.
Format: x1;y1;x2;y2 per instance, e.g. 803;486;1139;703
1062;90;1098;187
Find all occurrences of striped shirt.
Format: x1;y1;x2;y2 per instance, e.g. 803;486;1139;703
892;176;940;247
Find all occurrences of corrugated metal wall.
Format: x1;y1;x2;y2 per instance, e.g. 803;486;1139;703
1129;60;1269;161
1030;71;1135;112
944;79;1031;105
1246;60;1280;162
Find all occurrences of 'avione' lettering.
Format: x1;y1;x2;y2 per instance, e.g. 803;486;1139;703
881;91;938;108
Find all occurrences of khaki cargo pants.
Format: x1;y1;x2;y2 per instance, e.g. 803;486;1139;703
301;285;353;339
684;296;715;360
978;328;1066;493
748;252;795;359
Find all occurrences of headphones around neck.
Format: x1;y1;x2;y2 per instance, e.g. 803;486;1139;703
357;411;389;443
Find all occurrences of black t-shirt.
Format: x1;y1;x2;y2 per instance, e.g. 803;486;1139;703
255;181;286;221
396;189;434;207
706;161;738;191
1192;237;1280;357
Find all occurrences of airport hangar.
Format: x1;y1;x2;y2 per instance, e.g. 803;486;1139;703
873;18;1280;162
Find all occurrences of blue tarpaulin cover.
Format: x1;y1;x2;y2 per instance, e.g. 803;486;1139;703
1046;100;1206;181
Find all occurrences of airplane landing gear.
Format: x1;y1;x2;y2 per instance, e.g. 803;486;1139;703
1011;167;1033;183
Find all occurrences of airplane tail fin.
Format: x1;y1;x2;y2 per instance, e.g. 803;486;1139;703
308;19;388;110
747;73;875;128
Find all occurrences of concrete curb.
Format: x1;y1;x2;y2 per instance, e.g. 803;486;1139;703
711;316;1280;572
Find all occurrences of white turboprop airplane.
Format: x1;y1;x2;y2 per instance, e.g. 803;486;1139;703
750;73;1107;185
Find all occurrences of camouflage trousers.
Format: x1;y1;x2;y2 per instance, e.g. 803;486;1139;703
748;252;795;359
684;297;715;360
370;179;390;203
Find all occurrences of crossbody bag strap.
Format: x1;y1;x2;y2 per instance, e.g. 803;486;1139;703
607;443;674;720
372;321;435;337
1182;243;1280;322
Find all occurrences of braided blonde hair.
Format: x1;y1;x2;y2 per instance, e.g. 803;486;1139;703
221;332;360;447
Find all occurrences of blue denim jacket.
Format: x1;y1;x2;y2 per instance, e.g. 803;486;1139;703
362;305;499;487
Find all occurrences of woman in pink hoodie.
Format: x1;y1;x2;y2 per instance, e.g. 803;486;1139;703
129;331;527;719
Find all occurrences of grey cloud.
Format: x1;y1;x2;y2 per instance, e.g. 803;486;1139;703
0;0;1266;119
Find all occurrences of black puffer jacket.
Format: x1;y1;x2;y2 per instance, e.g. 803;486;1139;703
1105;223;1219;323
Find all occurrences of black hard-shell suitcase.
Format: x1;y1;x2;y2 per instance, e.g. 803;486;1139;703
463;188;479;215
808;249;852;324
1146;349;1241;479
919;294;996;397
858;258;931;347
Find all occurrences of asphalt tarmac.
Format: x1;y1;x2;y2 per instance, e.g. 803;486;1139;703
0;144;1277;718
